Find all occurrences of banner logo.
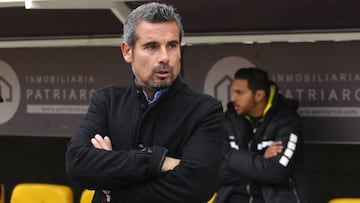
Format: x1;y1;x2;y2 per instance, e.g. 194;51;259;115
204;56;255;110
0;60;21;124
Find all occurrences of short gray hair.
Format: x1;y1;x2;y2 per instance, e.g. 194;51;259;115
123;2;184;48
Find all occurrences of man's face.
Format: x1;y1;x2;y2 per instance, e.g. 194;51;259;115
230;79;258;116
121;20;181;91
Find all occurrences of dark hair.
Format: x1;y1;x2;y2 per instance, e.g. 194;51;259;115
123;2;184;48
234;67;270;97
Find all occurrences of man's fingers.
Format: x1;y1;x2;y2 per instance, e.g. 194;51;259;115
91;137;102;149
161;157;181;172
272;141;283;146
264;141;284;159
103;136;113;150
272;141;283;152
91;134;112;151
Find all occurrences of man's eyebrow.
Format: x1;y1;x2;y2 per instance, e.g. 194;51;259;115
169;40;180;44
141;41;158;48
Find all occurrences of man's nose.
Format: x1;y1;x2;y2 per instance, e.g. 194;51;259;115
158;46;170;64
230;93;236;102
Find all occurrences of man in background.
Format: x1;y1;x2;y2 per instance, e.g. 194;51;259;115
215;67;309;203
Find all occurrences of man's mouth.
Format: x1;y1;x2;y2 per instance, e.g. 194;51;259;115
155;70;170;78
234;105;241;112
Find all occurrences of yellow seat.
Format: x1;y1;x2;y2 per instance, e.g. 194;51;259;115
10;183;73;203
80;189;213;203
0;183;5;203
207;192;217;203
80;189;95;203
329;198;360;203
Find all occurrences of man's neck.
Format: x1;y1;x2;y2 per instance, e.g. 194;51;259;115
142;87;156;100
249;101;267;118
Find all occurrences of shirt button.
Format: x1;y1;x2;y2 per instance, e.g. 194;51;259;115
141;104;146;110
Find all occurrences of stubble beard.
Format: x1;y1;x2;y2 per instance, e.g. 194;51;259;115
134;64;178;92
148;65;174;91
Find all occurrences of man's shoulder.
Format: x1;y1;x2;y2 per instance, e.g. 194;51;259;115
271;97;300;123
181;85;220;104
170;85;223;114
91;84;132;102
96;84;130;94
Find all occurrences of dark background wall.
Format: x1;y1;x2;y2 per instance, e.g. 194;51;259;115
1;135;360;203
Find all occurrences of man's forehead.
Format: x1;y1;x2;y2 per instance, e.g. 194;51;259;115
136;21;179;37
232;79;248;88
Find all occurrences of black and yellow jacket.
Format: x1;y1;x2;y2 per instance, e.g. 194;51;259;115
66;77;224;203
216;83;309;203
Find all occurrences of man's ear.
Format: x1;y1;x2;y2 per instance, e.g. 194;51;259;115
255;90;266;102
121;41;133;63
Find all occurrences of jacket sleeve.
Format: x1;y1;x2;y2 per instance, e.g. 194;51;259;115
114;102;225;203
66;90;168;189
224;111;302;184
218;124;246;185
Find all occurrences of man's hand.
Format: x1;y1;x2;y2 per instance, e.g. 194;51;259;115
91;134;113;199
263;141;283;159
91;134;180;173
91;134;113;151
161;156;180;172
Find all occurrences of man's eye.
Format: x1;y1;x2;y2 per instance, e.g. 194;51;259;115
234;90;243;95
145;45;156;49
143;43;158;50
168;43;178;48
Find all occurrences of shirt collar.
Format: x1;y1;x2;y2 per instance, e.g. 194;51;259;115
143;88;168;105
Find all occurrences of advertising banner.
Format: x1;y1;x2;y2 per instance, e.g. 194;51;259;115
0;47;132;137
1;41;360;143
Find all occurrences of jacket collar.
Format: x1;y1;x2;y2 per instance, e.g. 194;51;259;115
132;76;185;99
